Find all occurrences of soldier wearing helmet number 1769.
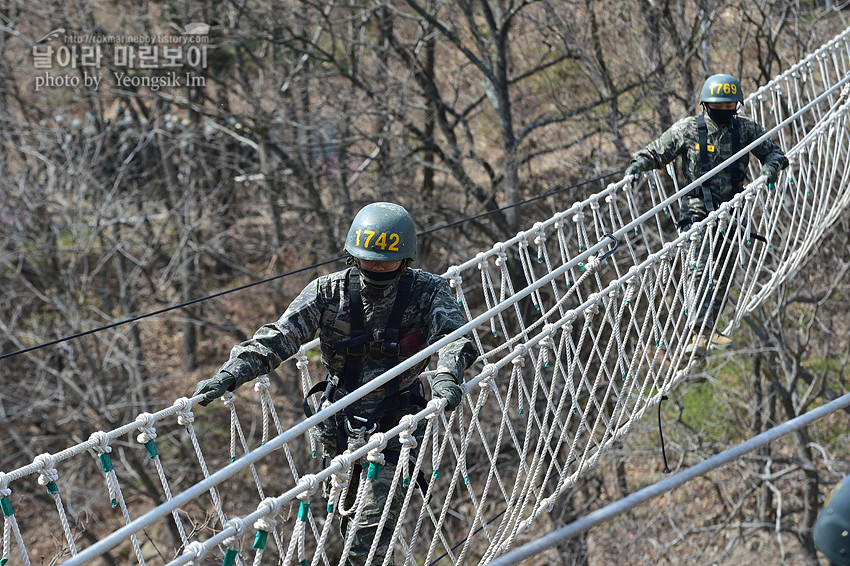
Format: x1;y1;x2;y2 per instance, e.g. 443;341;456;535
625;74;788;357
193;202;478;566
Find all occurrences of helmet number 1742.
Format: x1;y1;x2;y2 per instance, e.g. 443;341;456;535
354;229;401;251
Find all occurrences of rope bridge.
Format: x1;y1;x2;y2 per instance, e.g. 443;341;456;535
2;26;850;566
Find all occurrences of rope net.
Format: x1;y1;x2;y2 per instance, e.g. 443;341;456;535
1;26;849;566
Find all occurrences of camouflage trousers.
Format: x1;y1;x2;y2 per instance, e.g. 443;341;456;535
684;222;737;329
312;416;426;566
340;458;406;566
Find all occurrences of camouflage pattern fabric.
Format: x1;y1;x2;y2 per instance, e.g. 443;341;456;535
339;454;417;566
217;266;476;563
629;113;788;222
687;224;737;328
219;266;476;406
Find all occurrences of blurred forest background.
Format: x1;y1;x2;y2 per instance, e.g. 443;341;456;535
1;1;850;565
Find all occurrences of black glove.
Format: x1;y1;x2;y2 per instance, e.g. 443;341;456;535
193;371;236;406
760;164;779;185
625;163;643;179
431;373;463;411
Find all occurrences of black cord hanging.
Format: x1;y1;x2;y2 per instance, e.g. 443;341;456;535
657;394;671;474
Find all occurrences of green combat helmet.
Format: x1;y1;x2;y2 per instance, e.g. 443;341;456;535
699;74;744;104
345;202;417;262
814;475;850;565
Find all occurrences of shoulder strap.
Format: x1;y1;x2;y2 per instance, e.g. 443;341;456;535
381;273;413;360
339;268;366;393
380;273;414;401
729;117;746;192
337;270;414;394
697;114;716;212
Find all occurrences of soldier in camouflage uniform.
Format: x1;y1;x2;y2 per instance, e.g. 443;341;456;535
625;74;788;356
194;202;477;566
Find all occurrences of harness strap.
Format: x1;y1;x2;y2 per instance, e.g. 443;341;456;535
340;268;367;393
364;379;427;430
302;269;419;448
381;273;413;401
729;118;746;192
303;380;332;418
697;114;716;212
695;115;747;213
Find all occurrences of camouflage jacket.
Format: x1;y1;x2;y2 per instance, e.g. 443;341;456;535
219;267;478;413
629;113;788;221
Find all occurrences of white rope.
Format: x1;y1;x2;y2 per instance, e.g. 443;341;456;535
135;414;190;550
90;431;146;566
0;472;31;566
33;453;77;557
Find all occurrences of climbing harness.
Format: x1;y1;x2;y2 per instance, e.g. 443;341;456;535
302;268;427;458
691;114;747;214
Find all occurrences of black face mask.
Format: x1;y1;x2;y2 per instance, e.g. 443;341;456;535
706;107;735;126
359;265;404;287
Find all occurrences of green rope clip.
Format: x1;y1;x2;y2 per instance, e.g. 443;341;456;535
433;469;440;479
402;478;410;487
99;453;114;473
0;556;7;565
230;457;236;463
534;304;540;310
300;560;309;566
327;503;334;513
298;501;310;521
144;439;158;459
311;450;317;458
464;476;469;484
519;409;524;415
47;481;59;495
367;462;381;480
253;530;269;550
537;257;543;263
1;496;13;517
223;548;238;566
493;331;498;337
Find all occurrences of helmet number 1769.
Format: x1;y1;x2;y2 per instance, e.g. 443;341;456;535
710;82;737;96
